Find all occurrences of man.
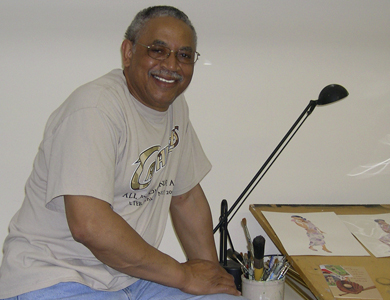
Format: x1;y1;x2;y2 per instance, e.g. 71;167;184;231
0;6;243;300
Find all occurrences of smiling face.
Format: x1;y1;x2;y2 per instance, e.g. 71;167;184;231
122;16;196;112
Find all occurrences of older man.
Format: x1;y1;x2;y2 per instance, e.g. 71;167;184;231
0;5;244;300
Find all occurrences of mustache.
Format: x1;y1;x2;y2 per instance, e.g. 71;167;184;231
150;69;183;81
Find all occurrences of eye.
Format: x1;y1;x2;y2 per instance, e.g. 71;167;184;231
148;45;172;60
178;51;193;61
150;45;166;54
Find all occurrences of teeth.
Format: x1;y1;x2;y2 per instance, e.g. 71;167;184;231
154;75;175;83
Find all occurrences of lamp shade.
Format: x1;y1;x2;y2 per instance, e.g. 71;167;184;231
317;84;349;105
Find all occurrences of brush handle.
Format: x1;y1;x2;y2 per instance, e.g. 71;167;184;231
254;267;264;281
254;257;264;281
243;223;254;256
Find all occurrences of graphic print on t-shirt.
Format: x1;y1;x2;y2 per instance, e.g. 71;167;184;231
131;126;179;191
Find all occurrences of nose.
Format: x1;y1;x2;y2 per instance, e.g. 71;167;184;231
161;51;180;71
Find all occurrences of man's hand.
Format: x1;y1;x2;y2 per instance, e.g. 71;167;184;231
180;259;240;296
171;184;240;296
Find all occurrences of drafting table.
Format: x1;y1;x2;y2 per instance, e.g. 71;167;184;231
250;204;390;300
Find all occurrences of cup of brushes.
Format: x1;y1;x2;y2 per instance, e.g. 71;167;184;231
234;218;288;300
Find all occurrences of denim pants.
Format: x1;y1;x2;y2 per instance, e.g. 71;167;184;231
2;280;247;300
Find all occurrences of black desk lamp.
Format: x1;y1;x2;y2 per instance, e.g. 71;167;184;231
214;84;349;289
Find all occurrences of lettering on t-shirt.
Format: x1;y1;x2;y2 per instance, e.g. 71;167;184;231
123;179;175;206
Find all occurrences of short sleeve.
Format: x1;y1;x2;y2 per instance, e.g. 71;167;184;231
45;108;117;212
172;121;211;196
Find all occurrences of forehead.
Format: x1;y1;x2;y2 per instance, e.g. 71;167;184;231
138;16;196;49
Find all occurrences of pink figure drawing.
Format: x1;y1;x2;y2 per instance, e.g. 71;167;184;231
291;215;332;253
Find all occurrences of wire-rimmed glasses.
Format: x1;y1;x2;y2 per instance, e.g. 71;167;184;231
137;43;200;64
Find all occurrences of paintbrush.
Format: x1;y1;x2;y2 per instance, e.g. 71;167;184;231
227;248;249;275
253;235;265;281
226;248;244;265
241;218;254;259
241;218;255;279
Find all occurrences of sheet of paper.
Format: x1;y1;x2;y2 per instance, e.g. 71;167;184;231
262;211;369;256
339;213;390;257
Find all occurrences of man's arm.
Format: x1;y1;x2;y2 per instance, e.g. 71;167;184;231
64;194;239;296
170;184;239;294
170;184;218;262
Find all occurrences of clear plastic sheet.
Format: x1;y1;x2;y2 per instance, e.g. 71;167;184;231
339;213;390;257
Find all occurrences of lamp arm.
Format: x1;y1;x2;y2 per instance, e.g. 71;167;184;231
213;100;317;233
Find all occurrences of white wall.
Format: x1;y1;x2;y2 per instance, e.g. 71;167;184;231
1;0;390;278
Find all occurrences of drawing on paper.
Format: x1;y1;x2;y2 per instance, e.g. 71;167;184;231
339;213;390;257
374;219;390;250
291;215;332;253
261;211;369;256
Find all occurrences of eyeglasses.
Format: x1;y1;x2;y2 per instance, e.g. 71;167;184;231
136;43;200;64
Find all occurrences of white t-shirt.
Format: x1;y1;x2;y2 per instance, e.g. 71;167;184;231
0;69;211;298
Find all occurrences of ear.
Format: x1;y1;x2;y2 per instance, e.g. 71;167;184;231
121;39;134;67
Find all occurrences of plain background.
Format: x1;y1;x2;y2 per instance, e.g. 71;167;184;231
1;1;389;299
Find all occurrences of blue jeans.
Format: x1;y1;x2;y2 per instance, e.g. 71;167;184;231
2;280;247;300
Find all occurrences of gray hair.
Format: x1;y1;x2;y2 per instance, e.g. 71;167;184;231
124;6;197;46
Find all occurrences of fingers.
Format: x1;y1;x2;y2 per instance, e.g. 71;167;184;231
209;276;241;296
180;260;240;296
